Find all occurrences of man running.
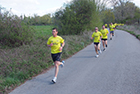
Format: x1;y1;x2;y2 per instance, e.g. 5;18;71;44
109;23;115;40
47;28;65;83
100;25;109;51
91;27;102;58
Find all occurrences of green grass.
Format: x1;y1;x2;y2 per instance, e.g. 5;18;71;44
31;25;54;38
0;25;92;93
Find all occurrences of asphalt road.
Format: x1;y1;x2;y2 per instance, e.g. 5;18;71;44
10;30;140;94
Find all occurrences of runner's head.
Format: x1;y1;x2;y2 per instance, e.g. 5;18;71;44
52;28;58;37
95;27;98;32
111;23;113;25
102;25;105;29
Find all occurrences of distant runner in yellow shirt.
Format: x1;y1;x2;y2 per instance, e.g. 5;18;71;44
91;27;102;58
47;28;65;83
109;23;115;40
100;25;109;51
105;24;108;28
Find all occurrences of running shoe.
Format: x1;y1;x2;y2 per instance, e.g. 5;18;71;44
96;54;99;58
99;50;102;54
103;48;106;51
52;77;57;83
110;38;112;40
60;60;65;68
106;45;107;47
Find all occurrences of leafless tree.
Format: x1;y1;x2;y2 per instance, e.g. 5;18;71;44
110;0;136;21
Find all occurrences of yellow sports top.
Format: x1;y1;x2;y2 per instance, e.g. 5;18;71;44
100;28;109;39
92;31;102;43
109;25;115;31
47;36;64;54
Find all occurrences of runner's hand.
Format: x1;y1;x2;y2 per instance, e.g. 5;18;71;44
50;43;53;47
59;47;63;51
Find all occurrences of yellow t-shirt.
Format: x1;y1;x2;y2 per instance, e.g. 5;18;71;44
91;31;102;43
109;24;111;28
100;29;109;39
47;36;64;54
109;25;115;31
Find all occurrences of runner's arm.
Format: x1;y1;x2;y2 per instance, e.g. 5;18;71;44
47;43;53;47
61;42;65;48
59;42;65;51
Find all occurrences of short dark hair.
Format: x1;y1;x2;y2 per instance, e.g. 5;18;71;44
52;27;58;31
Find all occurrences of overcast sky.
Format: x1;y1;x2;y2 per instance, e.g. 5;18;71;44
0;0;140;17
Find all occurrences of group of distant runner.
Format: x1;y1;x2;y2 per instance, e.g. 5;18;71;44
47;23;120;83
91;22;118;58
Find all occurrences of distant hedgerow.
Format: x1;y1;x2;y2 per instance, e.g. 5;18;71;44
0;11;35;47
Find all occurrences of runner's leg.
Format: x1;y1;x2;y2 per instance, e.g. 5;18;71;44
98;43;101;51
102;40;105;48
105;40;108;47
110;32;112;40
94;44;98;55
54;61;63;77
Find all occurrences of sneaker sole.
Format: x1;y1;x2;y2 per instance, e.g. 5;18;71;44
52;80;56;83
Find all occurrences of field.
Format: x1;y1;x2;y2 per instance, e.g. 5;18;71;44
31;25;54;37
0;25;92;94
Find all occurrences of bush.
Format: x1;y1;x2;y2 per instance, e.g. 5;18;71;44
0;11;35;47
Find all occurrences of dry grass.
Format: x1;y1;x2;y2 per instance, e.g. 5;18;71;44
121;25;140;35
117;25;140;39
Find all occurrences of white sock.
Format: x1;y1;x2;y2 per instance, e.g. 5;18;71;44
54;77;57;79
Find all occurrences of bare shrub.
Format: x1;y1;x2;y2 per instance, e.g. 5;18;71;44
0;10;35;47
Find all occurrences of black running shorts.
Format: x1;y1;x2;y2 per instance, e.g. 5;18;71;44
51;52;62;62
101;38;107;41
94;42;99;46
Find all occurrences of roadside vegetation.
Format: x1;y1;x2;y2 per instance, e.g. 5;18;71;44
0;0;140;93
31;25;54;38
117;25;140;40
0;26;92;93
0;9;93;93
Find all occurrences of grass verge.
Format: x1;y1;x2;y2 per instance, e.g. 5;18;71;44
117;25;140;40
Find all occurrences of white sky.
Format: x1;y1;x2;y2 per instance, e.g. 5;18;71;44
0;0;140;17
0;0;72;17
132;0;140;7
